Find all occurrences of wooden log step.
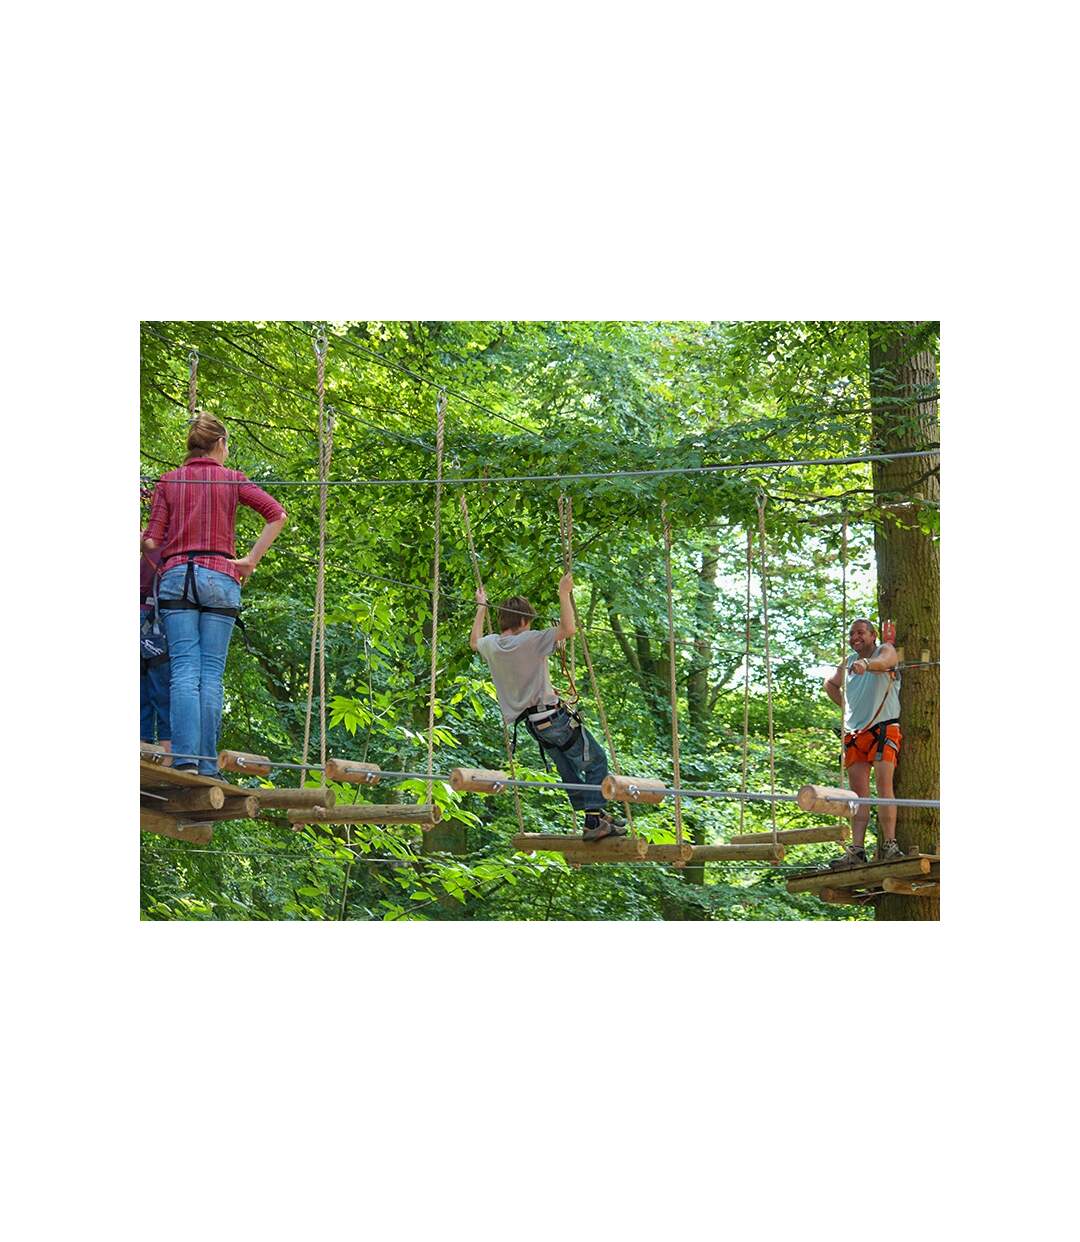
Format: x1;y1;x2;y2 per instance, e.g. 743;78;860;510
787;856;934;895
140;808;213;845
155;785;226;813
512;833;649;861
796;785;855;817
690;843;785;862
729;824;849;845
288;803;443;828
325;758;381;785
140;742;169;763
218;750;273;777
177;795;260;824
253;787;337;810
600;773;667;804
881;878;940;896
642;843;694;864
449;767;509;794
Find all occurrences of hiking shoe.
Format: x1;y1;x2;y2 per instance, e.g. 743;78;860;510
826;845;867;871
877;839;905;863
582;812;628;842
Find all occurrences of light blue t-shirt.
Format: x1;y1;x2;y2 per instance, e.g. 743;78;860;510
844;645;901;733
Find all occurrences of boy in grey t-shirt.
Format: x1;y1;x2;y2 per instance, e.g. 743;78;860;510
470;573;625;842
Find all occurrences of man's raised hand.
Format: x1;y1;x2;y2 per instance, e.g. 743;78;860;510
559;572;575;596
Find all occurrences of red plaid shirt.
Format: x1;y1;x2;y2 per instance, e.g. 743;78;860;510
142;457;286;584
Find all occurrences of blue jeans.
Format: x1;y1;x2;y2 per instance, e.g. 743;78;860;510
524;705;609;812
159;565;241;775
140;608;171;742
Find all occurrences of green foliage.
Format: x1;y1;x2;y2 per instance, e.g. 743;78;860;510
140;319;936;921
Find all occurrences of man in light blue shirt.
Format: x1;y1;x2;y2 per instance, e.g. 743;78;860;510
824;618;903;868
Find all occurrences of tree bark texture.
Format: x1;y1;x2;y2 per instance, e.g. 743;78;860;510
868;323;940;922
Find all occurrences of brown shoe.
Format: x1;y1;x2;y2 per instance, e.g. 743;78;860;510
825;845;867;871
582;812;627;842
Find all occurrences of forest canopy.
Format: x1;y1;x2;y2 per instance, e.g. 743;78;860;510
139;320;940;922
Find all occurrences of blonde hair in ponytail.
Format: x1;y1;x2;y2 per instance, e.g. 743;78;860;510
186;412;227;460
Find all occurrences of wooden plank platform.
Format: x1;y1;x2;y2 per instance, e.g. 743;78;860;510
140;760;334;842
140;759;254;796
787;854;939;896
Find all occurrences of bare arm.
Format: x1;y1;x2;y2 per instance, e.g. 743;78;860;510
553;572;576;641
824;660;845;707
470;588;488;652
850;643;898;675
229;514;287;579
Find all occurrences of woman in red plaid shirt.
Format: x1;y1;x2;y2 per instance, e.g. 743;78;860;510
142;414;287;776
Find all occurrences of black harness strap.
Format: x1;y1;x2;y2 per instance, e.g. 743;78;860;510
514;701;586;770
157;550;242;620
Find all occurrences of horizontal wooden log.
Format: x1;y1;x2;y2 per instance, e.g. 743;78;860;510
140;809;213;845
600;773;667;804
513;833;649;861
157;785;226;813
178;795;260;823
690;843;785;862
817;887;864;905
288;803;443;828
254;787;337;810
140;742;169;763
730;824;849;845
325;758;381;784
787;856;932;895
218;750;273;777
882;878;940;896
642;843;695;864
449;767;509;794
796;784;856;817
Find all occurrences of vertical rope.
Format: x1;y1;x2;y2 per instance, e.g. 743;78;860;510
557;493;579;835
839;509;849;788
755;494;778;843
560;494;634;837
557;495;579;706
661;502;684;850
739;528;753;835
187;349;199;416
318;406;334;773
425;390;447;804
300;333;329;786
459;492;526;836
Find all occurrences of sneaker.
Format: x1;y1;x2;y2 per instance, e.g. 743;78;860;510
582;811;628;842
877;839;905;863
826;845;867;871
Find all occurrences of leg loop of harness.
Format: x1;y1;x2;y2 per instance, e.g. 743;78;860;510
156;551;243;621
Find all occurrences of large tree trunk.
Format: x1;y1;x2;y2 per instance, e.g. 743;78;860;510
868;323;940;922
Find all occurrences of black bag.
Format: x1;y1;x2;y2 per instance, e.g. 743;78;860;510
141;577;169;670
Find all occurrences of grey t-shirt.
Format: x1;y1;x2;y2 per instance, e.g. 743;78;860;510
844;645;901;732
476;627;560;722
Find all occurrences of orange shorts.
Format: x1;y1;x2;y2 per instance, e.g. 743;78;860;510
844;723;902;768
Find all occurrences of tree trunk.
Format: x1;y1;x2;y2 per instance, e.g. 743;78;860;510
868;323;940;922
681;541;720;888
